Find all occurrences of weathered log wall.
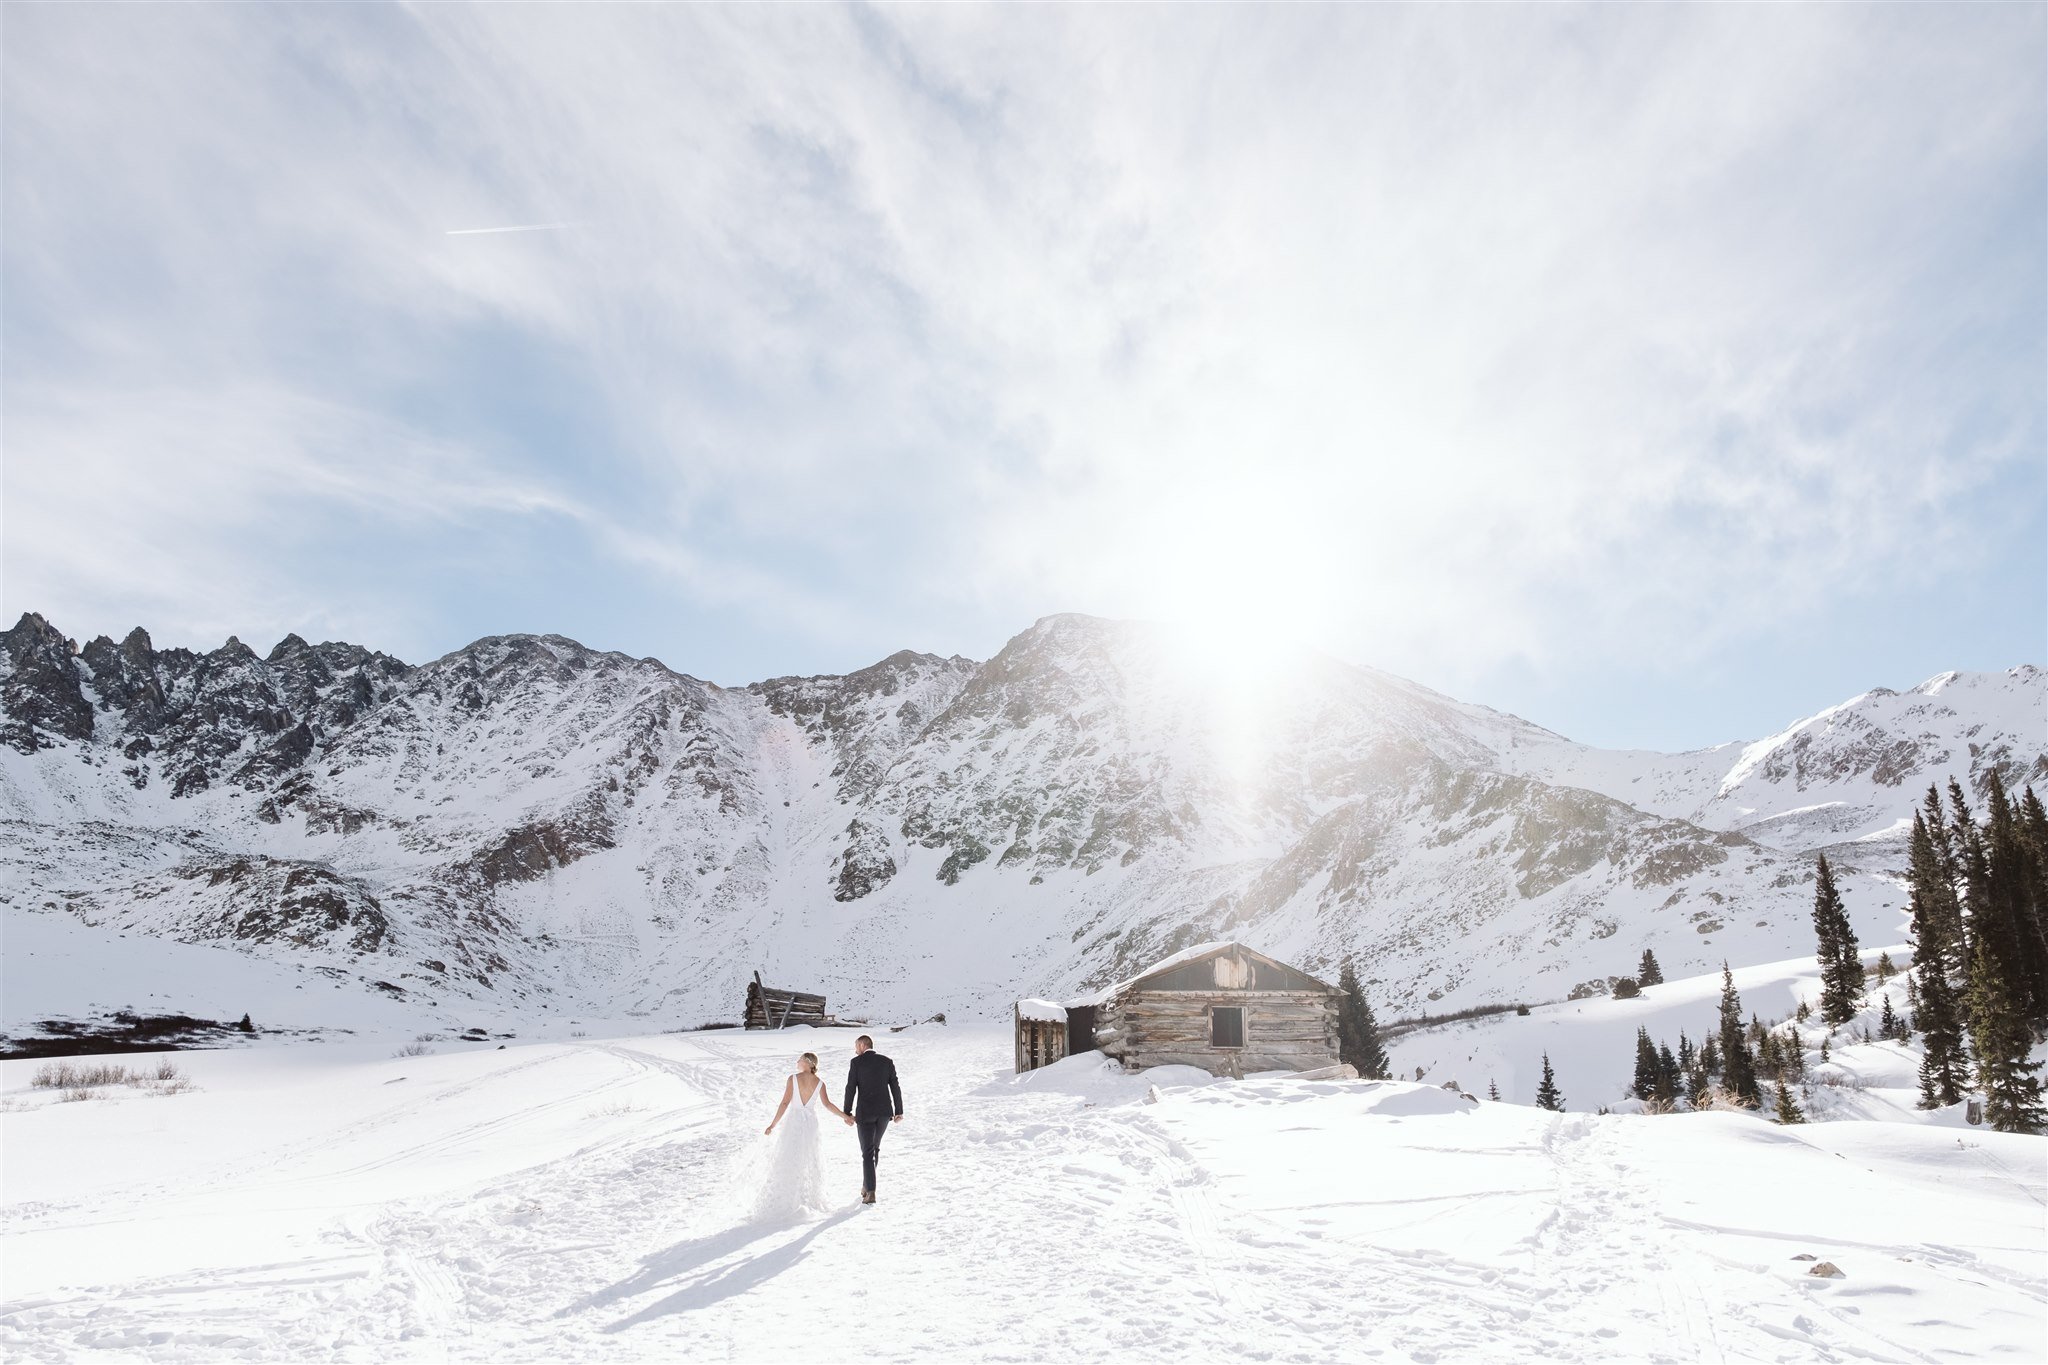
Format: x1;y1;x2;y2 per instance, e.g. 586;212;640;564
1094;988;1340;1075
745;979;827;1029
1013;1007;1070;1073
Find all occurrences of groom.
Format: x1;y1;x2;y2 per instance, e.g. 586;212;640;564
842;1035;903;1204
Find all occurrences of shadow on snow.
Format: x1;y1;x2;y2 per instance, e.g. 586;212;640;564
561;1207;862;1331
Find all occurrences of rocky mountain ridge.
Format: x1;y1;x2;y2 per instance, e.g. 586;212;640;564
2;609;2041;1032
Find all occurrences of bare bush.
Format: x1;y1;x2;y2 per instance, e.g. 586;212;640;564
1695;1086;1759;1113
589;1100;644;1118
34;1062;134;1089
27;1058;193;1098
392;1042;434;1058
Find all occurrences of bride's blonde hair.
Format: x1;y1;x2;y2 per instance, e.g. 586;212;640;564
799;1052;819;1074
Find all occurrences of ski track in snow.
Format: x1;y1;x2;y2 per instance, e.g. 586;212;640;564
3;1027;2044;1363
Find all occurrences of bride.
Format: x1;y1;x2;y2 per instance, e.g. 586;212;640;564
754;1051;849;1219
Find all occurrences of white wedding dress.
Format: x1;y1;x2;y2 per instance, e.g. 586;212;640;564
753;1072;831;1220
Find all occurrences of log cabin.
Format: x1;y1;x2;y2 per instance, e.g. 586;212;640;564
1014;941;1344;1077
745;972;827;1029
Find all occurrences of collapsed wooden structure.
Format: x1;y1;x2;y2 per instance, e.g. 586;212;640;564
745;972;827;1030
1015;942;1345;1078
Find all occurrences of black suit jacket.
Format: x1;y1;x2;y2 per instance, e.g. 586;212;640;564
844;1050;903;1119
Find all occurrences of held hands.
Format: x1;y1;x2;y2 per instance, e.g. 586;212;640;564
843;1116;855;1127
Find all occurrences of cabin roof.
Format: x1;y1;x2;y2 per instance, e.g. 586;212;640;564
1016;998;1068;1023
1061;940;1337;1008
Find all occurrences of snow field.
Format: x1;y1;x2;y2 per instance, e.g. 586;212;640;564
2;1024;2043;1362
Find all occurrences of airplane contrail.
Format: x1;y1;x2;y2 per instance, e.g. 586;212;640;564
444;221;580;236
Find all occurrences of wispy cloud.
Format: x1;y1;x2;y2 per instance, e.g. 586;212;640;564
445;222;581;236
2;5;2039;740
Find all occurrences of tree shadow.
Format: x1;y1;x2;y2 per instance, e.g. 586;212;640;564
563;1207;860;1333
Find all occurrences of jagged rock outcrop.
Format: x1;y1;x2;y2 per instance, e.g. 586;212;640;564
1;609;2040;1027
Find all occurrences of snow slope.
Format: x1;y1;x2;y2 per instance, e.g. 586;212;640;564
1386;952;1969;1121
3;610;2042;1036
3;1025;2041;1362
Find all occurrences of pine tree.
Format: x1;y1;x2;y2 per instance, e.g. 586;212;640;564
1700;1034;1721;1079
1631;1027;1659;1100
1969;938;2048;1134
1684;1054;1710;1108
1922;785;1972;979
1757;1028;1782;1080
1637;949;1664;987
1336;958;1392;1078
1812;855;1862;1026
1654;1042;1680;1105
1535;1053;1565;1112
1716;963;1761;1106
1909;811;1971;1108
1778;1028;1805;1083
1488;1078;1500;1101
1876;952;1896;982
1979;774;2048;1022
1771;1081;1806;1125
1878;995;1899;1041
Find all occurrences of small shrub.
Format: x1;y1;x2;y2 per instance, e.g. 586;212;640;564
392;1042;434;1058
33;1062;133;1089
60;1087;96;1103
153;1058;182;1082
1613;978;1641;1000
569;1030;587;1038
1515;1004;1531;1017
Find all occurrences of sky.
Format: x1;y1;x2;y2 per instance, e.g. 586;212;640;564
3;4;2042;751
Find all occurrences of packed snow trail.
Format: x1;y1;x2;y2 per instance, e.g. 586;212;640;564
3;1027;2043;1362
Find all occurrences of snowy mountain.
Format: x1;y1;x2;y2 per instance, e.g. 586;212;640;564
2;610;2042;1035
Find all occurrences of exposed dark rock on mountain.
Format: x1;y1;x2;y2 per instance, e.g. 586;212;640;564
1;609;2040;1026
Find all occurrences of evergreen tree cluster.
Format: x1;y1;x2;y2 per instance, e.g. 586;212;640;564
1903;777;2048;1134
1335;958;1392;1080
1637;949;1664;987
1631;1027;1680;1106
1623;964;1776;1113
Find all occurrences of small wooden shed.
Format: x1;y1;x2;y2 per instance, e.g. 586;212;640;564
1015;941;1345;1077
745;972;827;1029
1014;999;1069;1073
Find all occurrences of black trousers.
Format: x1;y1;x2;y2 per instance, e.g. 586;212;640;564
856;1116;890;1193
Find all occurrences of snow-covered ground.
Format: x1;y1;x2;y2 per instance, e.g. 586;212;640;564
4;1024;2042;1362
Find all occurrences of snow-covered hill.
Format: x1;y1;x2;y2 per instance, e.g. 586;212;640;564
3;610;2042;1036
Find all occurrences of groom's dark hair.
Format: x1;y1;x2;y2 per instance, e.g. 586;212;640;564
855;1035;873;1049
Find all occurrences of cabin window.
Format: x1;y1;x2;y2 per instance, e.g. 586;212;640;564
1210;1006;1245;1049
